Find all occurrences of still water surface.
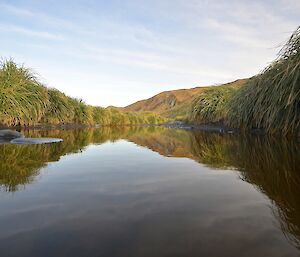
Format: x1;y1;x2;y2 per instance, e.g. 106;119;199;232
0;126;299;257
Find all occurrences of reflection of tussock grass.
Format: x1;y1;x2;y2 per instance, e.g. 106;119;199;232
236;138;300;249
1;127;300;249
0;126;167;192
189;132;237;168
0;144;50;192
189;132;300;248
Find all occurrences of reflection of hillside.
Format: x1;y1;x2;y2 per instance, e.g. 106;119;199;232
128;128;195;158
1;127;300;249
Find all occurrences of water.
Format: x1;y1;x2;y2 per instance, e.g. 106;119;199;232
0;126;299;257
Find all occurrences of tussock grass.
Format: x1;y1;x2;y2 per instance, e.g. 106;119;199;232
43;89;76;124
227;27;300;135
189;84;240;124
0;60;165;127
187;27;299;135
0;60;48;126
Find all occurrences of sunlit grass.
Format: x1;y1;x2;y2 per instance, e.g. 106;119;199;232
0;59;49;126
227;26;300;135
0;60;166;127
185;27;299;135
189;84;240;124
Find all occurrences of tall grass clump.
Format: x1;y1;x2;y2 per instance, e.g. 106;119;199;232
0;60;48;126
227;27;300;135
189;85;240;124
0;59;166;127
92;106;111;125
43;89;75;124
71;98;93;125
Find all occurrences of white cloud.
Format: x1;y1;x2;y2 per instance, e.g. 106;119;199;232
0;0;298;106
0;3;76;30
0;3;34;17
0;24;64;40
205;19;269;49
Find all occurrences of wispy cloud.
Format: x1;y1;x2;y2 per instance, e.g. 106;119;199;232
0;24;64;40
0;3;76;30
0;0;298;106
205;19;269;49
58;43;232;81
0;3;33;17
181;0;298;48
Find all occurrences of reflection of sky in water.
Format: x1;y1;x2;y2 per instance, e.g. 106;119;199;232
0;137;299;257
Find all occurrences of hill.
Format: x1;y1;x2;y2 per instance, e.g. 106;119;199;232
123;86;204;113
123;79;248;120
121;26;299;136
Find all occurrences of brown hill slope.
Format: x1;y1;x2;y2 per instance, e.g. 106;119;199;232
123;79;248;117
123;86;204;113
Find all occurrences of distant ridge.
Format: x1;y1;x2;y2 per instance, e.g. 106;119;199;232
122;79;248;115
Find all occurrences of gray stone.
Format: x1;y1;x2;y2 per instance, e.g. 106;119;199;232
0;129;24;139
10;137;63;145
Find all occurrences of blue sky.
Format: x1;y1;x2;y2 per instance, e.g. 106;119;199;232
0;0;299;106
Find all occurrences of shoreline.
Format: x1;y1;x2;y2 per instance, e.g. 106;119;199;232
1;122;299;138
159;121;267;135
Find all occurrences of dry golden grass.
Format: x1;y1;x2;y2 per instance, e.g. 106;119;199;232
0;60;166;127
227;27;300;135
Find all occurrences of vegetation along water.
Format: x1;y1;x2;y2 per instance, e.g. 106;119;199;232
0;9;299;257
1;27;299;134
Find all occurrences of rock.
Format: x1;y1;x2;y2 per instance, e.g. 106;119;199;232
10;137;63;145
0;130;63;145
0;138;11;144
0;129;24;139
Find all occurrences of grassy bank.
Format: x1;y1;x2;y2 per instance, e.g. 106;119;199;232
189;83;240;124
188;27;300;135
0;60;165;127
227;27;300;135
1;27;299;134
